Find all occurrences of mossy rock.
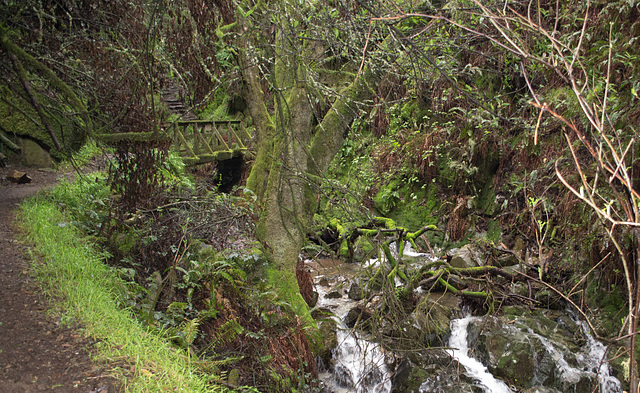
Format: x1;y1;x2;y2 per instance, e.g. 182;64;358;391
19;137;53;167
405;292;460;347
318;319;338;368
493;338;536;386
353;236;375;262
375;182;441;242
391;358;429;393
0;92;85;159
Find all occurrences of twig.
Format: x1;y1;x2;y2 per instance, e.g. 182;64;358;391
355;21;373;82
516;271;600;338
568;252;611;297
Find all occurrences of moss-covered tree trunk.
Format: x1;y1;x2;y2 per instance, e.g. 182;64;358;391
237;8;379;302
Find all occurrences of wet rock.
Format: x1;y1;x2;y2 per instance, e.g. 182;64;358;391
449;244;483;268
524;388;561;393
348;281;363;301
391;351;461;393
471;311;608;392
326;290;342;299
403;292;460;347
345;306;372;329
7;170;32;184
318;277;330;287
318;319;338;369
391;357;427;393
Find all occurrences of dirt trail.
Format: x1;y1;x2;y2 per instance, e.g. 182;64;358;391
0;166;115;393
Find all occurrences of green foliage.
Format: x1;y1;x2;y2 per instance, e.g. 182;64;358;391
587;278;626;337
160;151;195;189
374;180;402;216
47;172;112;235
20;189;227;392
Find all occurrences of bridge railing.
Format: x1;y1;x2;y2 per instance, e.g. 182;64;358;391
95;119;252;166
170;119;251;165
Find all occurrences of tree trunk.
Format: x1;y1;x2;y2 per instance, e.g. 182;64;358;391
236;8;380;302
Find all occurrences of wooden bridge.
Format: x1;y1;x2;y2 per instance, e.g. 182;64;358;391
97;119;251;166
170;120;250;165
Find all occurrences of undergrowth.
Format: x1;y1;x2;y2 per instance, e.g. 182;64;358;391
20;189;225;392
19;169;320;392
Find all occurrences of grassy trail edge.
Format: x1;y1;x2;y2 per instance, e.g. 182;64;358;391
19;193;229;393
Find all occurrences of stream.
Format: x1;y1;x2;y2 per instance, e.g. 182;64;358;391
310;245;623;393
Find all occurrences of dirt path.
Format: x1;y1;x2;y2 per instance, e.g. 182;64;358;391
0;166;116;393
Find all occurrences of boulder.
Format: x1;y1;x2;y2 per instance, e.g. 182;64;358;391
20;138;53;167
345;305;373;329
392;351;483;393
7;170;32;184
403;292;460;347
348;281;363;301
471;311;605;392
448;244;483;268
317;319;338;370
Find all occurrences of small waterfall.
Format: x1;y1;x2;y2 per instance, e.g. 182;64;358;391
313;257;392;393
331;317;392;393
580;321;623;393
526;320;622;393
438;316;513;393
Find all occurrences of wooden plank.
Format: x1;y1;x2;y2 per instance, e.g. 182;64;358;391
209;122;218;148
182;148;248;166
214;128;229;150
227;121;246;149
197;128;215;154
96;131;170;143
192;123;200;154
177;119;241;126
176;130;197;157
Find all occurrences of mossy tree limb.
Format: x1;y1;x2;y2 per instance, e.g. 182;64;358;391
0;127;21;152
0;26;92;139
8;52;61;151
232;3;385;304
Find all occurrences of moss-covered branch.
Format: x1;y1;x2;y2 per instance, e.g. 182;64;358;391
0;26;92;137
308;65;379;175
0;128;20;152
8;52;61;150
236;14;276;202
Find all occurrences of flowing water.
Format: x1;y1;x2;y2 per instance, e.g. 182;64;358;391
313;258;392;393
440;316;513;393
310;245;622;393
329;318;392;393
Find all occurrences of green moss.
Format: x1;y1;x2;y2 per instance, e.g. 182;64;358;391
486;220;501;244
390;98;429;130
545;86;581;119
198;89;235;121
111;229;141;255
0;94;50;142
380;182;439;232
373;179;402;215
0;90;85;159
587;278;625;337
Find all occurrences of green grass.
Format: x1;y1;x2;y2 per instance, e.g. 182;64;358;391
55;138;106;170
19;184;229;393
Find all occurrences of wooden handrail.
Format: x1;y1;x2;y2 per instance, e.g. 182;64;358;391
176;120;241;126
